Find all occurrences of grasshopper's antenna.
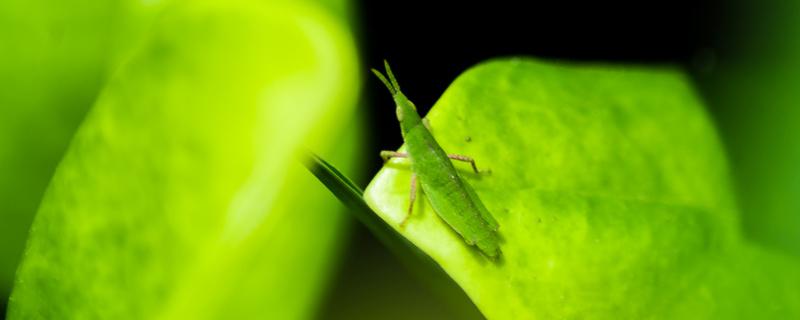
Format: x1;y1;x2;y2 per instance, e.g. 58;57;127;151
383;60;401;92
371;68;396;95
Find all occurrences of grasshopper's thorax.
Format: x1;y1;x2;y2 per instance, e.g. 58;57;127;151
393;93;423;136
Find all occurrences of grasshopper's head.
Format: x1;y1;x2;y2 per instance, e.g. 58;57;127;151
371;60;417;123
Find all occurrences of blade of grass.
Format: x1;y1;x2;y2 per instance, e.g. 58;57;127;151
301;150;428;263
301;151;484;318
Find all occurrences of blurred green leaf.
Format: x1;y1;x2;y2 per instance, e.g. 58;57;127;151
364;58;800;318
7;1;360;318
0;0;166;301
702;0;800;256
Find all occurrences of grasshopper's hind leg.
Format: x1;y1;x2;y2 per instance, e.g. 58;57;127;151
400;173;417;228
447;154;479;173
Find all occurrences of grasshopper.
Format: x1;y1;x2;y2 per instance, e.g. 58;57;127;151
372;61;501;258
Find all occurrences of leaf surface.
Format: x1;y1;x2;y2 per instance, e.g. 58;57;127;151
364;58;800;319
8;1;361;318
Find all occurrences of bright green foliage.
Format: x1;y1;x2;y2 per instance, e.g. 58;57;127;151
365;58;800;319
0;0;166;300
7;1;360;318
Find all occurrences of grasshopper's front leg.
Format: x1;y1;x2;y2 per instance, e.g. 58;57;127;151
379;151;417;227
380;150;407;162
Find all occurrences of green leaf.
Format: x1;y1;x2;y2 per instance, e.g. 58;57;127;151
8;1;360;318
364;58;800;318
0;0;166;301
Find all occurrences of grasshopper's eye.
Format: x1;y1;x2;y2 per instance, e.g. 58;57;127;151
395;105;404;121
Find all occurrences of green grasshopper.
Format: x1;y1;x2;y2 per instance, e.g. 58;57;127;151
372;61;501;258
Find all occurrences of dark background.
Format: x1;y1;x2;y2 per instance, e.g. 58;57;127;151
360;0;725;160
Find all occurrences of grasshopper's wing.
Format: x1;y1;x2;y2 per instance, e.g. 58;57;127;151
461;178;499;231
420;176;501;258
